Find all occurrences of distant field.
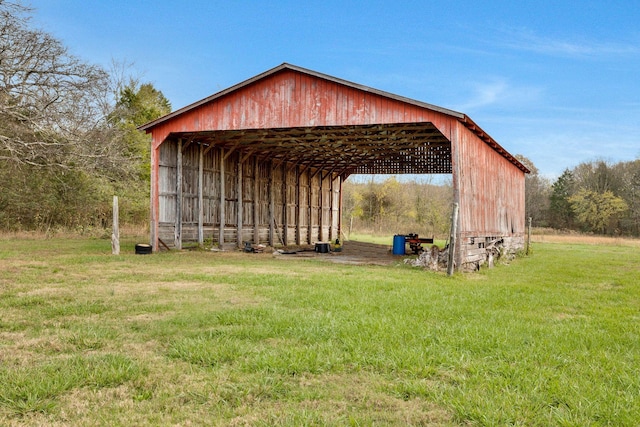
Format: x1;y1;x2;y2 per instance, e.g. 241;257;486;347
1;236;639;426
532;231;640;247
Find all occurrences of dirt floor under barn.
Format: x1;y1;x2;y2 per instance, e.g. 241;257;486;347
272;240;401;266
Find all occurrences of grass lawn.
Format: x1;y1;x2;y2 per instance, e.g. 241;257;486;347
0;236;639;426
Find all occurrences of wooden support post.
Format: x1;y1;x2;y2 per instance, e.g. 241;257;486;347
339;177;344;239
526;216;532;255
253;160;260;244
198;142;204;246
268;161;275;246
308;168;312;244
237;157;243;248
282;163;288;246
447;202;459;276
296;166;302;246
111;195;119;255
150;144;158;252
328;175;333;241
219;148;225;246
175;139;183;250
319;172;324;243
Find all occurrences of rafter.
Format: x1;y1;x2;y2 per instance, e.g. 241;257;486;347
167;121;453;176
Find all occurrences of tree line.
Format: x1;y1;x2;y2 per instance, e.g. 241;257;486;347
342;177;453;238
0;1;169;233
521;155;640;236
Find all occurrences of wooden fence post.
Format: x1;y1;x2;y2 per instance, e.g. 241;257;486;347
447;202;459;276
526;216;532;255
112;195;120;255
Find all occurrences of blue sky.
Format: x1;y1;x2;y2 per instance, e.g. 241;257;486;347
29;0;640;179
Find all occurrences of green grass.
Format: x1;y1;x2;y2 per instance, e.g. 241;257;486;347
0;236;639;425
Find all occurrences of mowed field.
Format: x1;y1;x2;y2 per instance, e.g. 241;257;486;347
1;235;639;426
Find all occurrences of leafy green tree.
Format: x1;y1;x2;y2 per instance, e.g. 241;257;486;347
549;169;576;229
110;81;171;180
615;159;640;235
568;189;627;234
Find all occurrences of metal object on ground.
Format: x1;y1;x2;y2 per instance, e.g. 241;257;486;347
315;242;330;253
135;243;152;255
405;233;435;255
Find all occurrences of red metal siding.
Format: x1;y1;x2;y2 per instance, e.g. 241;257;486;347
150;69;456;151
456;122;526;237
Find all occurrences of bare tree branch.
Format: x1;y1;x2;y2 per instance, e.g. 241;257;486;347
0;0;134;177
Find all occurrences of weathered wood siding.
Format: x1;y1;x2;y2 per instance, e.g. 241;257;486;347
453;121;526;265
158;140;340;248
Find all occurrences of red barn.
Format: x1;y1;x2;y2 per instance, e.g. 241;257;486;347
140;63;528;269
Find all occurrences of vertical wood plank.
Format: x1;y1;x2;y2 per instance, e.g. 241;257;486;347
237;156;243;248
175;139;182;250
219;147;225;246
296;166;301;246
253;160;260;244
338;177;343;240
447;203;459;276
282;163;288;246
198;142;204;246
319;172;324;242
308;168;312;244
268;161;275;246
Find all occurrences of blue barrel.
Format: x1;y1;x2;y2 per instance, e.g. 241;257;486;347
392;235;406;255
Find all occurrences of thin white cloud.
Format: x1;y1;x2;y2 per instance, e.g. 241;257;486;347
456;78;543;111
497;28;640;58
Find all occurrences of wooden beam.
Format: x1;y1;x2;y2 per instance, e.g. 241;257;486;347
181;139;193;152
197;142;204;246
308;167;312;244
175;139;183;250
338;176;343;240
223;144;239;160
447;203;459;276
253;160;260;244
218;148;225;246
268;160;275;247
237;156;243;249
309;166;322;181
282;162;288;247
319;173;324;243
241;149;255;164
330;175;336;241
296;166;301;246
